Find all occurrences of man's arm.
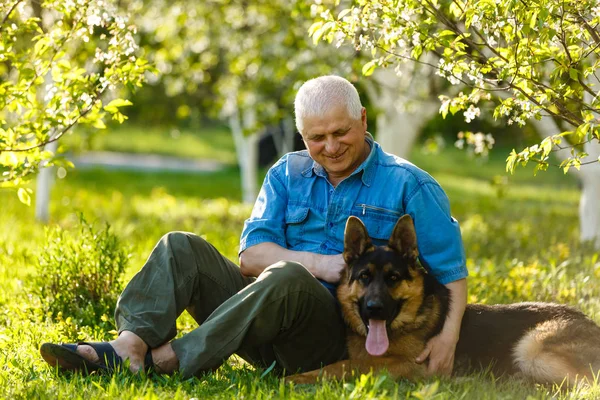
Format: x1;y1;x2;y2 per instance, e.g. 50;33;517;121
415;278;467;376
239;242;345;283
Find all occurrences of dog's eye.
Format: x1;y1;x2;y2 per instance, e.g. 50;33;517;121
388;274;400;282
359;272;370;282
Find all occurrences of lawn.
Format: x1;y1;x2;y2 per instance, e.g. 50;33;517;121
68;123;238;165
0;126;599;399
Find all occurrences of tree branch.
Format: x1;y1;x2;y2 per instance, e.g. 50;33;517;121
0;94;101;153
1;0;22;27
576;13;600;47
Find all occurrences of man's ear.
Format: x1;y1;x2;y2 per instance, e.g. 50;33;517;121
388;215;419;259
343;216;373;265
361;107;367;130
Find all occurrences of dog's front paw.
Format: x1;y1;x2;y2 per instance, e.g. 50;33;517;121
285;372;319;385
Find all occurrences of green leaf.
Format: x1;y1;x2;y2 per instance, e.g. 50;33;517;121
0;152;19;167
583;112;595;122
449;104;461;115
312;21;334;45
362;60;377;77
92;119;107;129
103;99;133;114
33;36;49;56
411;45;423;60
540;137;553;158
569;68;579;81
506;150;518;174
337;9;351;20
575;123;590;141
308;21;323;37
449;1;462;19
529;11;538;29
57;60;71;70
17;188;31;206
438;30;455;38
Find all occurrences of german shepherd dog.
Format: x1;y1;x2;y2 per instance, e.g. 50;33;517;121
287;215;600;385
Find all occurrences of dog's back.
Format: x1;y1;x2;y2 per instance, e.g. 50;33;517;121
456;302;600;383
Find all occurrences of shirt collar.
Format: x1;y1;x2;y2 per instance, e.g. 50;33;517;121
301;132;377;187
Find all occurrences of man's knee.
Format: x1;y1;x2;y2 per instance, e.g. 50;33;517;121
258;261;317;288
158;231;214;276
162;231;205;248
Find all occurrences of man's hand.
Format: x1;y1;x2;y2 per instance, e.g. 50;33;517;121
240;242;347;282
415;278;467;376
314;253;346;283
415;328;459;376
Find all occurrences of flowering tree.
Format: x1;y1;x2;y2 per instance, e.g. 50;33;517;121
311;0;600;247
312;0;600;171
126;0;349;202
0;0;149;205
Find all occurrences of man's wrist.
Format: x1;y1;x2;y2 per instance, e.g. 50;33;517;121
441;324;460;342
307;253;322;279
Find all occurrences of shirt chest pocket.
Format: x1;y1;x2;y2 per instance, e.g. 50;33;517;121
285;206;310;248
351;204;402;246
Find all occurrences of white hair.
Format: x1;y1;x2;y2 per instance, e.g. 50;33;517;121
294;75;363;133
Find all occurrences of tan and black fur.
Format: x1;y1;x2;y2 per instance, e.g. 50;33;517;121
287;215;600;385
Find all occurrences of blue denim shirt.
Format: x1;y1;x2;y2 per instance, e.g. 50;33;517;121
239;135;467;294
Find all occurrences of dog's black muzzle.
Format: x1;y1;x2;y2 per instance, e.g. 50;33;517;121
359;295;400;325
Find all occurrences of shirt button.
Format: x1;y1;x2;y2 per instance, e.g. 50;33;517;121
328;222;333;228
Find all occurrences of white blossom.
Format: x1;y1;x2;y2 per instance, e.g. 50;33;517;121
464;105;481;123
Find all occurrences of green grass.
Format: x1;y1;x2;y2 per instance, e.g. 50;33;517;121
70;123;237;165
1;128;599;399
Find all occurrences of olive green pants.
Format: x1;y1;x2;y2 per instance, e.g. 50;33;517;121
114;232;347;378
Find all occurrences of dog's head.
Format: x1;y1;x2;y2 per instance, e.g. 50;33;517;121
337;215;428;356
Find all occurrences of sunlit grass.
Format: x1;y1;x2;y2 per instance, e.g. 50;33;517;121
69;123;237;165
1;130;599;399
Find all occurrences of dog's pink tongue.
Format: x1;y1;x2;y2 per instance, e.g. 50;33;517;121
366;319;389;356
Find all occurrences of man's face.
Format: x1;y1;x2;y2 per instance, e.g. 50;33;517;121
301;105;369;184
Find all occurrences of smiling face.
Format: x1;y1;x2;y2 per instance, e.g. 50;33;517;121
300;104;369;186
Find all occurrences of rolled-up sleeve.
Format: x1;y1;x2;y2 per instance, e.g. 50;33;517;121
239;163;288;255
405;181;468;284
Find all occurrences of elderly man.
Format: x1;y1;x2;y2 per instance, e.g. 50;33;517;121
41;75;467;378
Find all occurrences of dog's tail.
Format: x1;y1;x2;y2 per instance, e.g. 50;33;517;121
513;318;600;385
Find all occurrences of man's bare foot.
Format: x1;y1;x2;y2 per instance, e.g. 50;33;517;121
76;331;179;374
76;331;148;372
151;342;179;374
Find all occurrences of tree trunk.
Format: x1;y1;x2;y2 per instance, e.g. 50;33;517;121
530;116;600;248
281;117;296;155
578;140;600;248
364;68;439;159
375;101;439;159
31;0;55;222
228;107;259;204
35;141;58;223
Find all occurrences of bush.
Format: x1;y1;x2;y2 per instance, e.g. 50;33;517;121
33;215;129;330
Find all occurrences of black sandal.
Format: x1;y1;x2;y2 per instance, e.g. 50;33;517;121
40;341;154;375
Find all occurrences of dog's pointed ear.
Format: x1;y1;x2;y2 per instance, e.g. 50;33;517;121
343;216;373;265
388;214;419;259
